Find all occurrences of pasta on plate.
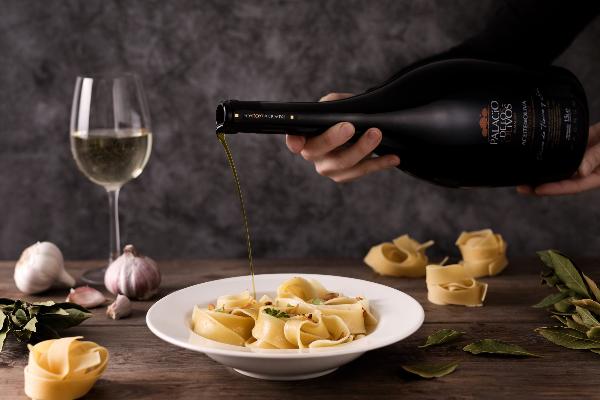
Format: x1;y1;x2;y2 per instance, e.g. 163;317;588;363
190;277;378;349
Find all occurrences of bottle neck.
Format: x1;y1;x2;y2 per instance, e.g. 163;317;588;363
217;99;353;136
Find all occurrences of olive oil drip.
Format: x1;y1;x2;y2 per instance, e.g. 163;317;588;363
217;132;256;298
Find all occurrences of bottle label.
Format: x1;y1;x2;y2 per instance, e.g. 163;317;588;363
480;88;580;160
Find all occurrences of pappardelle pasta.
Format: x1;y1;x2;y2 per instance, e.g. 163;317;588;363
190;277;378;349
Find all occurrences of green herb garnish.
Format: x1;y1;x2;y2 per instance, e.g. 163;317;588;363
263;308;290;319
0;299;92;352
310;298;324;305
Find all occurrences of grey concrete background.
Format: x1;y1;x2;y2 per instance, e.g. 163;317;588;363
0;0;599;262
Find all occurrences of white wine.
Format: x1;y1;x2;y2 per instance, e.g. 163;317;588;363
71;129;152;189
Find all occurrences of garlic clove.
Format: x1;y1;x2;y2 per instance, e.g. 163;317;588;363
14;241;76;295
104;244;161;300
66;286;106;309
106;294;132;320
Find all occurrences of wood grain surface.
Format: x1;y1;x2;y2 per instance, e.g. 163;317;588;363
1;258;598;400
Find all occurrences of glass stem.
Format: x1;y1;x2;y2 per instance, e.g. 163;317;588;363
107;188;121;263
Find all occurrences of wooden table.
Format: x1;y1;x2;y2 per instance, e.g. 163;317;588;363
0;258;598;399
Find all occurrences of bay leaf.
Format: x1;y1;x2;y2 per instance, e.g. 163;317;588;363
541;271;560;287
551;315;569;326
0;312;7;351
553;298;574;313
12;308;28;326
401;361;459;378
38;306;92;330
571;299;600;316
419;329;464;348
546;251;589;298
583;275;600;302
549;310;574;316
586;326;600;339
537;250;557;270
566;318;589;333
532;292;569;308
31;301;56;307
463;339;540;357
575;306;600;328
536;327;600;349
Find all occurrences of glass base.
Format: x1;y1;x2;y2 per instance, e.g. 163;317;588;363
80;267;107;286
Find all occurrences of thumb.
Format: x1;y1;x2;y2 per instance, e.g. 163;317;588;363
319;92;354;102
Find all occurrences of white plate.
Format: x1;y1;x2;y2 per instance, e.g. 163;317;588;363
146;273;424;380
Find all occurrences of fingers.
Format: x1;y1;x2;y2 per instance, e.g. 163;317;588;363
587;122;600;145
326;154;401;183
314;128;382;175
319;92;354;102
516;185;534;195
300;122;355;160
286;134;306;154
580;124;600;176
579;143;600;176
528;171;600;196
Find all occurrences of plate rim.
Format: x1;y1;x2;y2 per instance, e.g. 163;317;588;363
146;273;424;359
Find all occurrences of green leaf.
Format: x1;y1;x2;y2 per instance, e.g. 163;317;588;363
463;339;540;357
401;362;459;379
591;349;600;355
532;292;570;308
12;308;28;326
0;312;7;352
571;299;600;316
418;329;464;348
31;301;56;307
23;316;37;333
37;307;92;330
566;318;589;333
540;272;560;288
0;300;91;353
537;250;557;270
575;306;600;328
553;298;574;313
263;308;290;319
586;326;600;339
536;327;600;349
583;275;600;302
545;251;589;298
551;315;569;326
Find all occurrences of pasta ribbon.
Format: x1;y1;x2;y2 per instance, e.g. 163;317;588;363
456;229;508;278
284;310;352;348
24;336;108;400
191;306;255;346
190;277;378;349
426;264;488;307
364;234;434;277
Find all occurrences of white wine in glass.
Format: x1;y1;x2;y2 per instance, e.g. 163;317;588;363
70;74;152;284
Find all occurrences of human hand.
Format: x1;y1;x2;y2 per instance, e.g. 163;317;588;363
285;92;401;183
517;123;600;195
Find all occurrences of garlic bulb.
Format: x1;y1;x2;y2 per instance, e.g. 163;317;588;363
104;245;161;300
66;286;106;308
14;242;76;294
107;294;132;320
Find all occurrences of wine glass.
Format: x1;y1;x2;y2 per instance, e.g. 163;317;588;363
70;73;152;284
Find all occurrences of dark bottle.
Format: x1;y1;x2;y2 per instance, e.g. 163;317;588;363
216;59;588;187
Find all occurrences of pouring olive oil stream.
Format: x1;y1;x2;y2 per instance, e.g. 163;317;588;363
216;131;256;298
